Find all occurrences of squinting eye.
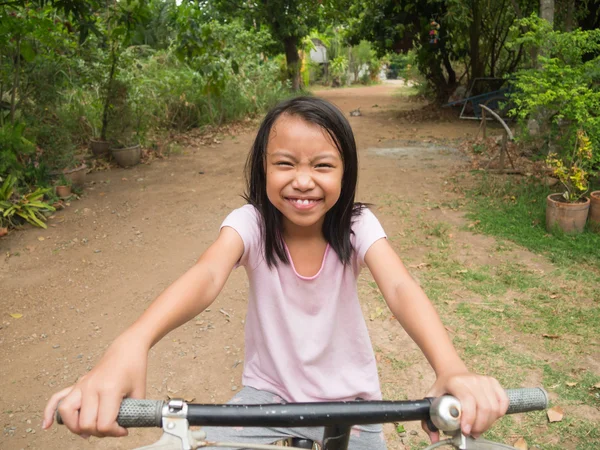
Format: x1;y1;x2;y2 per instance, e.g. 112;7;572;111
275;161;293;166
316;164;333;168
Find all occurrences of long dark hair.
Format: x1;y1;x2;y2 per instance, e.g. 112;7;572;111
244;96;364;267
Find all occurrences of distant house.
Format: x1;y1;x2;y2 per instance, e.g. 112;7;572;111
309;38;328;63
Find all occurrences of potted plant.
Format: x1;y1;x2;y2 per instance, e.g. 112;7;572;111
545;130;596;233
108;80;143;168
54;174;72;199
61;156;87;188
91;0;148;160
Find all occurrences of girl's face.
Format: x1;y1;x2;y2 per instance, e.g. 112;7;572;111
265;115;343;233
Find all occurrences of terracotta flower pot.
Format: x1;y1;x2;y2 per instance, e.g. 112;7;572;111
111;144;141;168
589;191;600;232
63;164;87;188
55;185;72;199
546;193;590;234
90;139;110;158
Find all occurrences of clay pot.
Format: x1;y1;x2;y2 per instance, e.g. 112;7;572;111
589;191;600;232
62;164;87;188
55;185;72;198
546;193;590;234
90;139;110;158
111;144;141;168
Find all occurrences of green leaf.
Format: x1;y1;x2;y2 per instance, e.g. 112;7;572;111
19;41;36;62
396;424;406;434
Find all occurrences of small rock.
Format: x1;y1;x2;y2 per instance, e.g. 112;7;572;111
231;386;238;391
94;249;101;253
52;345;60;349
410;430;418;436
137;178;144;182
199;171;205;175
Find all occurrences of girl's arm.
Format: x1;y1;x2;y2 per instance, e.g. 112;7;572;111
42;227;244;438
364;238;508;440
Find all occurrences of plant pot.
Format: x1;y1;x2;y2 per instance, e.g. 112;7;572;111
63;164;87;188
546;193;590;234
55;185;72;198
90;139;110;158
589;191;600;232
111;144;141;168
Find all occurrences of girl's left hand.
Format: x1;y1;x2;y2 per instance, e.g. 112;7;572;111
422;372;509;443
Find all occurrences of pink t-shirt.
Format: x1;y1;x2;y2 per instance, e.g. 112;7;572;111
221;204;386;403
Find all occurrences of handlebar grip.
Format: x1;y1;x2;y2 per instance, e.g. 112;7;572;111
56;399;165;428
506;388;548;414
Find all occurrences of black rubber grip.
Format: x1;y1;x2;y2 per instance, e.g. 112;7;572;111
56;399;164;428
506;388;548;414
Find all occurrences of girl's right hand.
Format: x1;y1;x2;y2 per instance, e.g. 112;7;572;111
42;336;148;438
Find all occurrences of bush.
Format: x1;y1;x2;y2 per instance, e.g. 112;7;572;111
509;15;600;173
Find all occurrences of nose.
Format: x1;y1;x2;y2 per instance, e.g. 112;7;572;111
292;171;315;191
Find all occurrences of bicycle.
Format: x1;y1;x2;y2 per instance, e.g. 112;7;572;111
57;387;548;450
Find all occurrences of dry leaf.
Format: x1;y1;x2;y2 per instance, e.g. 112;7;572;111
456;269;468;274
542;334;560;339
547;406;564;422
10;313;23;319
591;383;600;390
513;437;528;450
38;236;45;241
0;227;8;237
566;382;577;387
549;294;558;299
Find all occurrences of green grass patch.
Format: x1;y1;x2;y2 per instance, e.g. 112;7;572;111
465;174;600;269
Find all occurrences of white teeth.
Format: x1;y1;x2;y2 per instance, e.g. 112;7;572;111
302;199;309;205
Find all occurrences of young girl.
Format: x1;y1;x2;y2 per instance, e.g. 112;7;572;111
43;97;508;448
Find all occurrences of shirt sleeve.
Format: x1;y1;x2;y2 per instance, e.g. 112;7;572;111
351;207;387;266
220;204;261;268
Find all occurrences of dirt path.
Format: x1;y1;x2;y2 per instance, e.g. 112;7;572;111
0;83;543;449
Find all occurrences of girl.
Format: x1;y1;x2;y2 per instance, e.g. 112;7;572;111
43;97;508;448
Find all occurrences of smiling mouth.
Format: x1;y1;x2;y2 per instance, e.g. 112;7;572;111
286;197;322;208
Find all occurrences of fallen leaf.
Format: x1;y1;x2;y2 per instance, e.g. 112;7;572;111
591;383;600;390
542;334;560;339
456;269;468;274
38;237;45;241
0;227;8;237
547;406;564;422
549;294;558;299
513;437;527;450
566;382;578;387
409;263;430;269
10;313;23;319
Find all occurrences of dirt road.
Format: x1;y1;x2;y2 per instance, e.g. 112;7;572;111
1;83;505;449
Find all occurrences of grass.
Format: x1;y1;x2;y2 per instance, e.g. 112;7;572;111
464;173;600;269
362;175;600;449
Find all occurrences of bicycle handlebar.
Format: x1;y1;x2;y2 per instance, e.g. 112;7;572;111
56;387;548;430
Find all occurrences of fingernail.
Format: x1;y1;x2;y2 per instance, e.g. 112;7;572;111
41;420;46;429
80;434;90;439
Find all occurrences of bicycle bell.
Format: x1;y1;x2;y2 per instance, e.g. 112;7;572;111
429;395;462;432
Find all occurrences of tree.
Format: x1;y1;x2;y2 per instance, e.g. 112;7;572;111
207;0;326;90
346;0;539;103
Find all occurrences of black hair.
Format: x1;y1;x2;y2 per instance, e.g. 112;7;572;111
244;96;365;268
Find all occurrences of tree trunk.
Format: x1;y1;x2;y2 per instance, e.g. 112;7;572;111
469;0;484;85
540;0;554;26
101;46;118;141
10;38;21;125
565;0;575;31
283;36;301;91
